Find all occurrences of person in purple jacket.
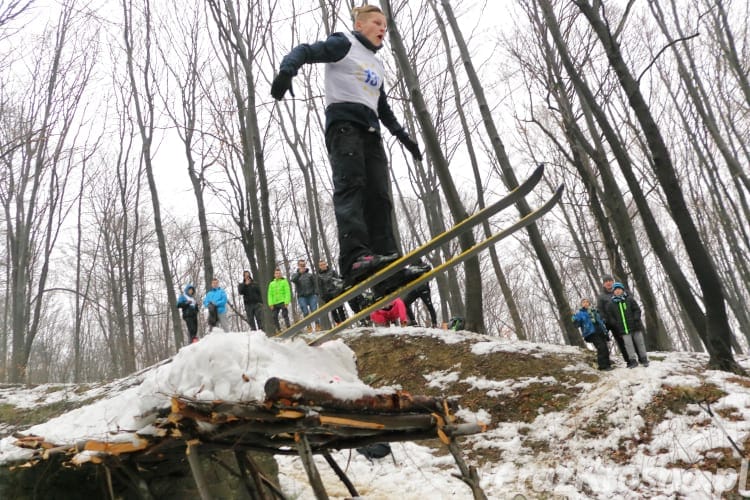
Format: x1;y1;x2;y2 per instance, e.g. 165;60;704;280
271;5;427;292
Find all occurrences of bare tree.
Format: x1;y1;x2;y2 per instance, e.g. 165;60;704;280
0;2;95;382
121;0;183;351
428;0;527;339
205;0;277;330
437;0;581;345
154;0;216;292
382;0;488;333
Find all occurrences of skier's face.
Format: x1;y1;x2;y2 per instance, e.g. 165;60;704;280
613;288;624;296
581;299;590;308
604;279;614;292
356;12;387;47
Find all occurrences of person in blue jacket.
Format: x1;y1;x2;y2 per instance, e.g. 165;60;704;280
572;298;613;371
204;277;230;332
177;284;200;343
270;5;425;291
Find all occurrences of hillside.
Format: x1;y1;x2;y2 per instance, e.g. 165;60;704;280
1;328;749;499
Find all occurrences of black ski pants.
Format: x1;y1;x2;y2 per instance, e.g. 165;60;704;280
244;302;263;331
272;304;290;332
183;316;198;341
325;121;398;280
404;283;437;326
587;332;612;369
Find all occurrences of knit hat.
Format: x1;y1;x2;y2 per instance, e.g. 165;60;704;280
602;274;614;282
612;282;625;291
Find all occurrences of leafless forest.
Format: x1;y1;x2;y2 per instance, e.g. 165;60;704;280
1;0;748;383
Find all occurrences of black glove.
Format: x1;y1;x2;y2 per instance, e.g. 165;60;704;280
395;129;423;161
271;71;295;100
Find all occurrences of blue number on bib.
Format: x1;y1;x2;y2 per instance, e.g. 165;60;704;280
364;69;380;87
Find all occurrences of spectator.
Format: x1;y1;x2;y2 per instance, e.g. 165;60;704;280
572;298;613;371
318;260;347;325
370;298;408;327
204;277;230;332
605;283;649;368
404;281;438;328
176;284;200;343
291;259;319;330
238;270;263;331
268;268;291;332
597;274;630;365
271;5;425;291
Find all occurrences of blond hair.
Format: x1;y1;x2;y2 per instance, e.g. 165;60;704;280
352;5;384;22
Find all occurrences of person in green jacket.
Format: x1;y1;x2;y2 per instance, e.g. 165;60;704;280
268;268;291;332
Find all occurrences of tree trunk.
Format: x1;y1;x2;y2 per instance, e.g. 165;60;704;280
572;0;742;373
440;0;580;345
429;0;527;339
122;0;183;353
382;0;486;333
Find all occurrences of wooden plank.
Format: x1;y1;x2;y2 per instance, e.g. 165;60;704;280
82;437;150;455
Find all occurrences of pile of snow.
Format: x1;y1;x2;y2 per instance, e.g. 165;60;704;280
0;331;393;464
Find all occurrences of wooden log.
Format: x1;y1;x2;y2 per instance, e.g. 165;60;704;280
322;451;360;498
444;423;486;437
295;433;329;500
186;440;211;500
264;377;451;413
447;439;488;500
233;450;270;500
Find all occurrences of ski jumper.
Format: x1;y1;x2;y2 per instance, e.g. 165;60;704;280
277;31;410;280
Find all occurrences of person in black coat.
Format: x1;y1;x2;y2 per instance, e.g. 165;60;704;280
177;284;200;343
238;270;263;331
604;283;649;368
404;281;437;328
318;260;347;325
597;274;630;364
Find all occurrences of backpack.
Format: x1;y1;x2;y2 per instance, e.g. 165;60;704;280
448;316;465;331
207;303;218;327
356;442;391;459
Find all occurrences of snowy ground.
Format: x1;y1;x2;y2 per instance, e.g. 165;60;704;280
1;329;749;499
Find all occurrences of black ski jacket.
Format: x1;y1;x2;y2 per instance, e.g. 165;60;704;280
238;281;263;305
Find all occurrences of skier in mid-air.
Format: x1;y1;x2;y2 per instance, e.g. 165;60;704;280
271;4;428;296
